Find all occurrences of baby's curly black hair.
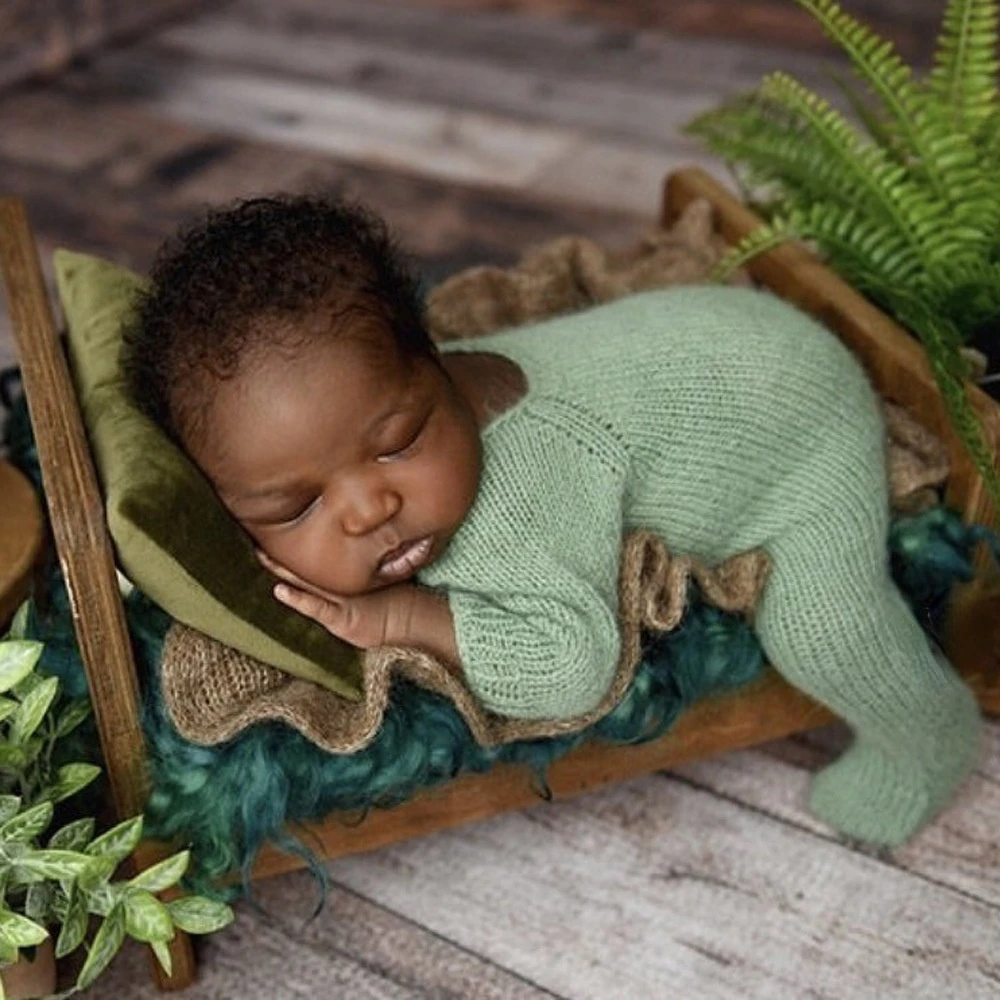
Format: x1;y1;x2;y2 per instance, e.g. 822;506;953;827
125;193;433;449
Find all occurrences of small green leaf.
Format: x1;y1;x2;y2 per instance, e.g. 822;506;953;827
166;896;234;935
76;904;125;990
40;763;101;805
0;802;53;843
10;676;58;743
0;642;41;695
55;885;88;959
10;672;40;700
86;816;142;864
54;699;91;738
48;817;96;852
125;890;174;943
0;700;19;724
0;798;21;826
0;909;48;948
13;850;90;883
24;883;52;924
151;938;173;977
128;851;189;894
6;603;29;640
48;890;68;924
75;854;118;893
86;882;118;918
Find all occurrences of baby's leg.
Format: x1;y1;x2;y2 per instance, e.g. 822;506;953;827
756;507;980;847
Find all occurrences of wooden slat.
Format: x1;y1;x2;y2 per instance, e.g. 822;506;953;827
0;199;148;818
0;200;196;991
241;670;830;882
88;51;677;213
662;167;1000;538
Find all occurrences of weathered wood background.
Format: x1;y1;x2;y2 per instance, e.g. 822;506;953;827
1;1;997;997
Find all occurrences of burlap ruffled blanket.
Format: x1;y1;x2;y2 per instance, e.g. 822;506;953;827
161;199;948;753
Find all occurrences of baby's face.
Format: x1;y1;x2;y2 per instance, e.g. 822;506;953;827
189;332;482;596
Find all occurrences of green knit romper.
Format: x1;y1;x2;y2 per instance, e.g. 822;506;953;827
421;286;980;846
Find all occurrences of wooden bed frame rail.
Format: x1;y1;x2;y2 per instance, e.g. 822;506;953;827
0;169;997;991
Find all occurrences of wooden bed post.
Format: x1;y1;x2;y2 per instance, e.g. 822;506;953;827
0;199;197;990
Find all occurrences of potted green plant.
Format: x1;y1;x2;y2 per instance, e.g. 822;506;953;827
686;0;1000;513
0;629;233;998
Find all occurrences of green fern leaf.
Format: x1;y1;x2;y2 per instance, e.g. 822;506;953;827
687;92;875;209
758;73;952;267
828;71;899;152
928;0;1000;130
793;0;977;205
710;221;797;282
785;203;926;295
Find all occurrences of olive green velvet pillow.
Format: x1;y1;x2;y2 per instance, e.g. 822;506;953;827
53;250;363;700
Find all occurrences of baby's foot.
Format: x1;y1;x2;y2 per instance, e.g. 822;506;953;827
808;725;979;847
808;744;932;847
808;678;980;847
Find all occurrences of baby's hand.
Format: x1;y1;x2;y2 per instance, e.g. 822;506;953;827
257;550;421;649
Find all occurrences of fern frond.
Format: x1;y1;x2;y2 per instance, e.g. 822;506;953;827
784;203;926;296
710;221;797;282
711;204;925;299
793;0;972;204
828;71;899;152
757;73;952;267
928;0;1000;131
687;92;879;210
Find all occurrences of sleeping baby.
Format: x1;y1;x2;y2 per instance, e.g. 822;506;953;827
125;194;981;847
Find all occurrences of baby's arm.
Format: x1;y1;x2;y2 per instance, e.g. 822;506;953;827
262;554;463;674
444;582;621;719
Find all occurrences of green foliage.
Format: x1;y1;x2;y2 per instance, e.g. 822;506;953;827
0;636;233;997
686;0;1000;512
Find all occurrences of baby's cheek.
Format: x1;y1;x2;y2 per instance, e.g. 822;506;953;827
286;530;374;597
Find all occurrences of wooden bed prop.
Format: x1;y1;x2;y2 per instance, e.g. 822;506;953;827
1;167;998;992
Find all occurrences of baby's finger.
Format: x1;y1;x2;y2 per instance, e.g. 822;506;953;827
258;551;336;600
273;584;350;639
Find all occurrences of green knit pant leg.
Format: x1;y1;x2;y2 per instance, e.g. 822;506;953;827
755;513;981;847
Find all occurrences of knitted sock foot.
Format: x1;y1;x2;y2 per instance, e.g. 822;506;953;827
809;743;933;847
807;680;981;847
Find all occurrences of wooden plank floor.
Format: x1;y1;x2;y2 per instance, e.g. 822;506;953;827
1;1;998;996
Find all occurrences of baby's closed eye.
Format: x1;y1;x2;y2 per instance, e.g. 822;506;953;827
376;411;431;462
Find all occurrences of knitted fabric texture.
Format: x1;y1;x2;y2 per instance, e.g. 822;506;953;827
417;288;966;715
422;284;978;844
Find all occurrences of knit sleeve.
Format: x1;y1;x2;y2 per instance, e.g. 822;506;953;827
446;562;621;720
425;399;629;721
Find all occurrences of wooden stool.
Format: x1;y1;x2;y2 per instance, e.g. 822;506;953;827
0;457;44;626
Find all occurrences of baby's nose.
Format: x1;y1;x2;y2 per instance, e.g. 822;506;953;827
339;484;402;536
